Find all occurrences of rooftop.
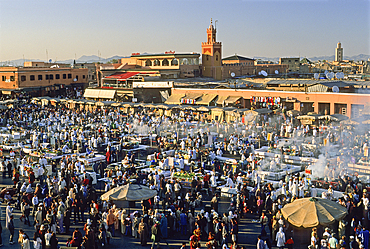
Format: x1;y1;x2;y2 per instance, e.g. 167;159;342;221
222;55;255;61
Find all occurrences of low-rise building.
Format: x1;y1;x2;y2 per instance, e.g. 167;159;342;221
0;62;88;96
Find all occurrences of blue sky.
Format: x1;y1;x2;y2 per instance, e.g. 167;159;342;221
0;0;369;61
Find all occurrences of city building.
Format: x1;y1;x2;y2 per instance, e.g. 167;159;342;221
279;58;300;72
221;55;255;78
118;52;201;79
74;63;98;85
0;62;88;96
170;87;369;118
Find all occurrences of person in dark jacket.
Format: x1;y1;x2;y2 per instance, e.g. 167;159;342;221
8;215;15;244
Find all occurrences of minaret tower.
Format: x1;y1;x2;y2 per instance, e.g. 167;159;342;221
335;42;343;62
201;18;222;80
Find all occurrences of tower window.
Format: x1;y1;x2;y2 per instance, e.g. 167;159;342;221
216;55;218;61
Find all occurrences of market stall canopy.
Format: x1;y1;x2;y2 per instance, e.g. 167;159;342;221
236;108;250;114
216;95;228;105
340;119;359;125
224;96;242;105
286;110;301;116
253;108;272;115
281;197;347;228
330;114;349;122
111;102;123;107
100;184;157;201
297;114;322;121
196;94;217;105
84;89;116;99
95;101;116;106
197;106;212;112
49;98;61;103
165;94;185;105
156;104;170;109
178;105;197;111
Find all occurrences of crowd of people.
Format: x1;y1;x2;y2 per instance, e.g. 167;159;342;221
0;96;368;249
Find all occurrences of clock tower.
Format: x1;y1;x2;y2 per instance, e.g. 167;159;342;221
201;19;222;80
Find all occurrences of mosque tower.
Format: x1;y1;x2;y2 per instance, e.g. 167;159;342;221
201;19;222;80
335;42;343;62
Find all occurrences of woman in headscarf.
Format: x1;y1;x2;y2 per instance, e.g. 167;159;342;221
138;218;149;246
159;213;168;239
276;227;286;249
188;212;195;236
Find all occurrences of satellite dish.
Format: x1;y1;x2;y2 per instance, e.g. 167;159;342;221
314;73;319;79
231;72;235;77
258;72;261;75
336;72;344;79
332;86;339;93
261;70;267;77
326;72;334;80
324;70;328;75
73;78;77;82
275;70;279;74
49;59;52;63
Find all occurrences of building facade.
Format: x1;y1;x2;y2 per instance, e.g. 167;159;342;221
171;87;369;119
279;58;300;72
119;52;201;79
0;63;88;96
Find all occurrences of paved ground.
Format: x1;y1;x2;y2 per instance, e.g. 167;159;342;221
0;175;266;249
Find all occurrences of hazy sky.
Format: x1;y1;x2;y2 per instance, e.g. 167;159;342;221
0;0;369;61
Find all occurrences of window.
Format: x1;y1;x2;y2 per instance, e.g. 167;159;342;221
45;75;49;80
83;75;85;79
10;76;15;81
216;55;218;61
1;76;6;81
75;75;78;80
56;74;60;79
50;74;54;80
68;74;72;79
30;75;35;81
171;58;179;66
21;75;26;81
63;74;66;79
145;60;152;66
38;75;42;80
162;59;169;66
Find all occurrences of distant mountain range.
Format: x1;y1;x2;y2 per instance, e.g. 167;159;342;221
2;53;369;66
255;54;370;63
0;55;128;66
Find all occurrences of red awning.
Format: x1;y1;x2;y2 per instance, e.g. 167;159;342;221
105;72;140;81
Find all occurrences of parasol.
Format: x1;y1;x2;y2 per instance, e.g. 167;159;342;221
281;197;347;228
101;183;157;201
